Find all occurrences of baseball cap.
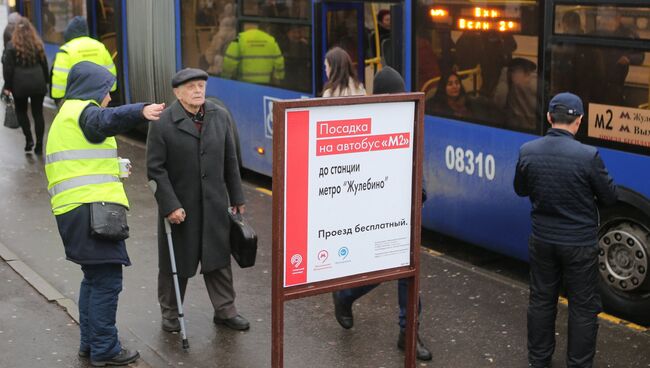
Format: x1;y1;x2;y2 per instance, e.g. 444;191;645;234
548;92;584;116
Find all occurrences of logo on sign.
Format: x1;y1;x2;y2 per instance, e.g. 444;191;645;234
317;250;329;263
338;246;349;260
290;254;303;268
263;96;281;138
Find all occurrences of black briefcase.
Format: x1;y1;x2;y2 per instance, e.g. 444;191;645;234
228;211;257;268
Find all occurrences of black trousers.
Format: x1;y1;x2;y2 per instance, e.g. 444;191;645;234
527;238;601;368
14;95;45;145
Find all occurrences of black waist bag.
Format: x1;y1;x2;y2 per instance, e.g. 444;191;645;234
90;202;130;241
228;211;257;268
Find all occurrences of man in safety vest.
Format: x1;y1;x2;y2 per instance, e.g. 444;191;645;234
45;61;164;366
221;25;285;85
50;16;116;101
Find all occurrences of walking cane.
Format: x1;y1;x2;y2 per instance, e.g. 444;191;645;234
148;180;190;349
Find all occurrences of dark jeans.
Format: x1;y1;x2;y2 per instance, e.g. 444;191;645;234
337;278;422;330
527;238;601;368
79;263;123;361
14;94;45;145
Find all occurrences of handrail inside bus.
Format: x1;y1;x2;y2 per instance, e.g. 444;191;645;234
364;3;382;72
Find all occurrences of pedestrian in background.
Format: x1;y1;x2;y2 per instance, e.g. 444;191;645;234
222;24;285;85
2;17;49;154
330;66;432;361
45;61;164;366
50;16;116;101
147;68;249;334
514;92;618;368
321;46;365;97
2;12;21;47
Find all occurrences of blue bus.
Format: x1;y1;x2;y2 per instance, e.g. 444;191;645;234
13;0;650;324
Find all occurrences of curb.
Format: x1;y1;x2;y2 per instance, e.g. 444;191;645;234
0;241;79;322
0;241;153;367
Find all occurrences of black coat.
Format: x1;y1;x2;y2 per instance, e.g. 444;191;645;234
514;128;618;246
2;42;48;98
147;100;244;278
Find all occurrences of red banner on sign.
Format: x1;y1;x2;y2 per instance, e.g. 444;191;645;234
284;111;310;286
316;118;371;138
316;133;411;156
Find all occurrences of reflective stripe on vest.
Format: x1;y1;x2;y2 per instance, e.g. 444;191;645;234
51;37;117;99
45;148;117;165
45;99;128;215
48;174;120;196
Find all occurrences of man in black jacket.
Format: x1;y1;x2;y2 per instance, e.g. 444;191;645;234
514;92;618;368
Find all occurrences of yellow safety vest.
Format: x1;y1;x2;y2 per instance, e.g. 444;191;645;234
45;99;128;215
222;29;285;84
51;37;117;99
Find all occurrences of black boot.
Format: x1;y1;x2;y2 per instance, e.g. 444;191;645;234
332;292;353;329
33;141;42;155
90;348;139;367
398;330;433;361
24;139;34;152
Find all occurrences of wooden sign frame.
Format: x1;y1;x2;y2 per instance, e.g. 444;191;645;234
271;93;425;368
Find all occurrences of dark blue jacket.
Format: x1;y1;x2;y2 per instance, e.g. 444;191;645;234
54;61;149;265
514;128;618;246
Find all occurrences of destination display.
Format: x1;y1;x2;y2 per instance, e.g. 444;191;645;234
588;103;650;148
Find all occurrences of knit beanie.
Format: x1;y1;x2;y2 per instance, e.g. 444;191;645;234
372;66;405;94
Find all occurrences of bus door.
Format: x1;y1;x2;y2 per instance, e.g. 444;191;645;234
89;0;124;105
316;1;405;93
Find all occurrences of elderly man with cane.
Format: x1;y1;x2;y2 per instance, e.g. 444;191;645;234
147;68;249;334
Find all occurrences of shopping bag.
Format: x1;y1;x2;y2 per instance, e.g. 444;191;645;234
3;95;19;129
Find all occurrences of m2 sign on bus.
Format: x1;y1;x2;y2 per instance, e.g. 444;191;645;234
283;101;415;287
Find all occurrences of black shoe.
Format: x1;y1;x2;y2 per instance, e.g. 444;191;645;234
24;141;34;152
397;330;433;361
214;314;250;331
161;318;181;332
78;349;90;358
90;348;140;367
33;142;42;155
332;292;353;329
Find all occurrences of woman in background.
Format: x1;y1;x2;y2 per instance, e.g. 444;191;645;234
427;72;473;119
322;46;365;97
3;17;48;154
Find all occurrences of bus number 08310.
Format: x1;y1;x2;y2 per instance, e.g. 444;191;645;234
444;145;496;180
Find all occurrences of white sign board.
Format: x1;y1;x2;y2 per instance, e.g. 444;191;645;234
283;101;415;287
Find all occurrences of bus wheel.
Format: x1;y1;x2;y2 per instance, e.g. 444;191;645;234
598;204;650;325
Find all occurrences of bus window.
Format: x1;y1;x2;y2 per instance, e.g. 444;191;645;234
415;0;540;132
554;5;650;40
181;0;312;93
242;0;310;19
551;5;650;152
41;0;86;44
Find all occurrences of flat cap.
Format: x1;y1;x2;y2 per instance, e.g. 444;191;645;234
549;92;584;116
172;68;208;88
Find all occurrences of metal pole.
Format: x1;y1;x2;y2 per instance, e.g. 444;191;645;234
149;180;189;349
164;218;189;349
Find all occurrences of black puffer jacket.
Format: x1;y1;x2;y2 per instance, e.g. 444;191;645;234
514;128;618;246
